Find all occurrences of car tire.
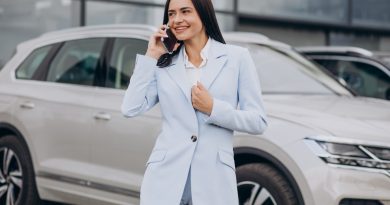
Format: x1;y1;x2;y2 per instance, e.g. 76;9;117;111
236;163;298;205
0;135;41;205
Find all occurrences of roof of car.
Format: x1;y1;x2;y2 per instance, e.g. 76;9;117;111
40;24;157;38
224;32;290;48
296;46;374;57
16;24;157;51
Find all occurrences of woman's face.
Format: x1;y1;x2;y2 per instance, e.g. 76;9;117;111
167;0;205;41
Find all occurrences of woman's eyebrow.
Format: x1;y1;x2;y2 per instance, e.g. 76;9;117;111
168;7;193;12
180;7;192;11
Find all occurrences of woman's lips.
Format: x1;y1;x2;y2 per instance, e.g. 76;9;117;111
174;26;188;33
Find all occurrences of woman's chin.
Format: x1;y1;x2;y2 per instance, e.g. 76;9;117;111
174;32;191;41
175;35;186;41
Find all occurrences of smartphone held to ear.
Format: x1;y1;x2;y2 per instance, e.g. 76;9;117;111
161;25;178;54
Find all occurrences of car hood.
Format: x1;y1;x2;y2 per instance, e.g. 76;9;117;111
264;95;390;141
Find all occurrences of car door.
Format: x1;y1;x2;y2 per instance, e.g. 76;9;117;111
88;37;161;204
13;37;107;204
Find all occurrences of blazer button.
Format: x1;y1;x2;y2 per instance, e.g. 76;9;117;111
191;135;197;142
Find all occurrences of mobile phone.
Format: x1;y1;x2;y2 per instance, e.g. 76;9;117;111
161;26;177;54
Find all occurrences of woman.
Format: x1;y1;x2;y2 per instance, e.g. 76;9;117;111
121;0;268;204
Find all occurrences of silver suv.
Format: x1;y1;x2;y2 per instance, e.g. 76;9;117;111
0;25;390;205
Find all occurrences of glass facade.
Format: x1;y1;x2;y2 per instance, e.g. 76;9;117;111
238;0;348;23
1;0;390;67
330;32;380;51
85;1;234;30
212;0;234;11
0;0;79;68
352;0;390;28
86;1;162;26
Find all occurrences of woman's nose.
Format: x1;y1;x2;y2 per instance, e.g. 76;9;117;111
173;13;184;24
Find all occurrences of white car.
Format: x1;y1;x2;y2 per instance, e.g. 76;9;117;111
0;25;389;205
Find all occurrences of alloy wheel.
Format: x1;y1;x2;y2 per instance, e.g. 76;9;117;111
0;147;23;205
238;181;277;205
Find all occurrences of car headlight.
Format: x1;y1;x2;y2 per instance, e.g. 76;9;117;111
317;141;369;158
364;146;390;161
304;136;390;175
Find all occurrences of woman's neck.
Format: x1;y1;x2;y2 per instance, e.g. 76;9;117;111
184;32;208;65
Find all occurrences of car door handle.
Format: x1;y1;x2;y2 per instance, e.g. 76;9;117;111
94;112;111;121
20;102;35;109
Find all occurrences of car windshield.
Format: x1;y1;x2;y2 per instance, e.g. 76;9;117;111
236;42;352;95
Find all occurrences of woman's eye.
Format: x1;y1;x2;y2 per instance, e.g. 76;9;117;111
168;13;175;17
182;10;190;14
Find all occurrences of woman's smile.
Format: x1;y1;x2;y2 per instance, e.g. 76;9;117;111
174;26;189;34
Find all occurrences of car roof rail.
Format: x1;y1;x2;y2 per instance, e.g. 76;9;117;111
224;32;290;48
296;46;373;57
40;24;157;38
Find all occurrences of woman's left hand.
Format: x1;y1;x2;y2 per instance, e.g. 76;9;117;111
191;82;213;116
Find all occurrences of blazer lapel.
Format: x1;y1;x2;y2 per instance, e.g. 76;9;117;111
164;40;228;102
165;50;192;103
201;40;228;90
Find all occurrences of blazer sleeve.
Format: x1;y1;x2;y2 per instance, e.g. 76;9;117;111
121;54;159;117
205;49;268;135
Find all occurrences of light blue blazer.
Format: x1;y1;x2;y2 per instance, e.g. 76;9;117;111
121;39;267;205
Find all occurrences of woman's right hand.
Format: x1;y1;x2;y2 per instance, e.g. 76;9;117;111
145;25;169;60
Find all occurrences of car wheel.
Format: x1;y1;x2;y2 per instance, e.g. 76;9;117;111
236;163;298;205
0;135;41;205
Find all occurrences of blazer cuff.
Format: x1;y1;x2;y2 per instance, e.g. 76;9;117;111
205;98;233;125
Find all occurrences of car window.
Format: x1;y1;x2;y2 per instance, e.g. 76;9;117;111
316;59;390;99
235;43;340;95
15;45;53;79
46;38;105;86
106;38;148;89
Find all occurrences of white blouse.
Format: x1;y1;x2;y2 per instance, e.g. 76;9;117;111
183;38;211;86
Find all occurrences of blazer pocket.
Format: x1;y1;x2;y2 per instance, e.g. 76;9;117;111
146;149;167;166
218;149;236;171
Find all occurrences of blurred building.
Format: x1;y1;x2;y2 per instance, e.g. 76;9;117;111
1;0;390;67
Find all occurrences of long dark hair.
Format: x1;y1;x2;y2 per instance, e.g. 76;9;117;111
157;0;225;68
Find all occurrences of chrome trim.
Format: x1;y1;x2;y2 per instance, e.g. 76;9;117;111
36;171;140;198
